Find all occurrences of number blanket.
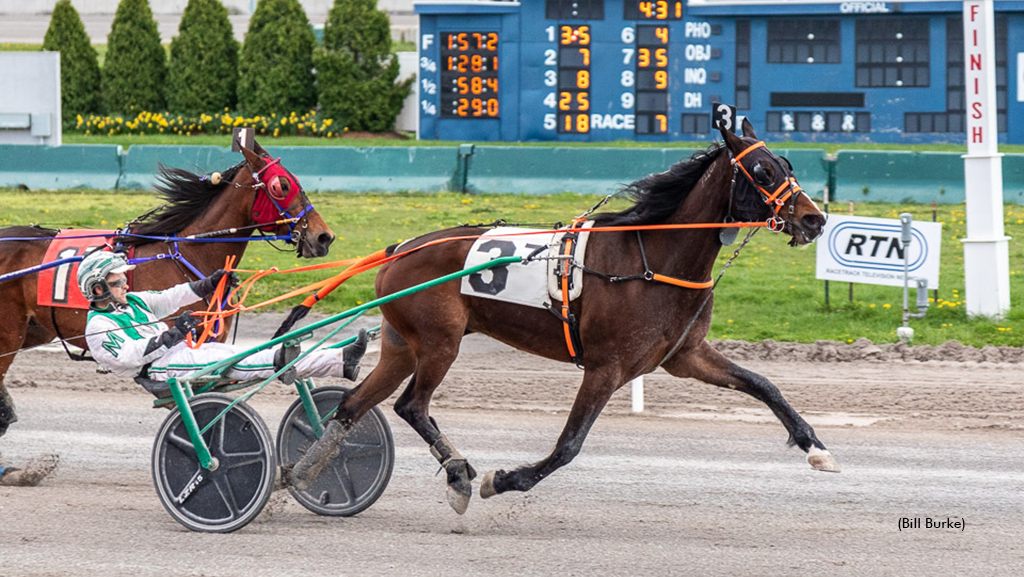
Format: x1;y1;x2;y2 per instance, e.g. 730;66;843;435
37;229;121;309
459;223;593;309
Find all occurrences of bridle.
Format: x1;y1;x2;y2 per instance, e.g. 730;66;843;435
728;140;804;233
250;156;315;249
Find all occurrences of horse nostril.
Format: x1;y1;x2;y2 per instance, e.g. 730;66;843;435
317;232;335;249
802;213;826;232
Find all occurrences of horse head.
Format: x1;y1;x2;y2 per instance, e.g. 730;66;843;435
721;119;826;246
240;141;335;258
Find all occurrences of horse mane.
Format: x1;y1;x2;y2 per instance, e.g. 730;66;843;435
591;142;726;226
123;163;245;243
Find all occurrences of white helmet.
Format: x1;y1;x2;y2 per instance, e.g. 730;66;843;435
77;250;135;302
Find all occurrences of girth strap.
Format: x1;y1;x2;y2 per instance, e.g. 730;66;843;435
554;220;586;369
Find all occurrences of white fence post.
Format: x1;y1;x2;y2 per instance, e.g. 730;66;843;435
630;376;644;413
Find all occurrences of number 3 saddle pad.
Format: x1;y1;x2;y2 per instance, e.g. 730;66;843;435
38;229;122;309
459;223;594;309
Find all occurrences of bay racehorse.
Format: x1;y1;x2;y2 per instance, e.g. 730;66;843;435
290;119;839;514
0;141;334;485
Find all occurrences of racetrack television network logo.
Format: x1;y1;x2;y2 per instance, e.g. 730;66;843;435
815;214;943;289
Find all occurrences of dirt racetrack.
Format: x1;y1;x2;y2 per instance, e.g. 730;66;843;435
1;313;1022;576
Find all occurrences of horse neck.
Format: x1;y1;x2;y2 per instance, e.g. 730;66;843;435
645;152;734;280
176;180;255;275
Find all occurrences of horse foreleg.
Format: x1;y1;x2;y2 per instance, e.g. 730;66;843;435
0;385;16;438
0;328;62;486
662;342;840;472
480;366;624;499
290;322;416;491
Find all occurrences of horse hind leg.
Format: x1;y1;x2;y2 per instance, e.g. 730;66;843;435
290;322;416;491
663;342;840;473
392;347;471;514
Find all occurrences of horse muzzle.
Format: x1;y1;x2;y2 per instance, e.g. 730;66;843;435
298;231;335;258
787;213;826;246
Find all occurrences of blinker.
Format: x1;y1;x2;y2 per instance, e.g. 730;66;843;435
752;163;769;184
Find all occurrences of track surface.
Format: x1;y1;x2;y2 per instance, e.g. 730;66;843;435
1;315;1022;576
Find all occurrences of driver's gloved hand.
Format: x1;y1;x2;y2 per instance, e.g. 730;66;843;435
189;269;239;298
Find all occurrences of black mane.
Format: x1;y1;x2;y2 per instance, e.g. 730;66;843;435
592;143;725;226
123;163;245;243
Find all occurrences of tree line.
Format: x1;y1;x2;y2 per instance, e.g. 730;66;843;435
43;0;412;133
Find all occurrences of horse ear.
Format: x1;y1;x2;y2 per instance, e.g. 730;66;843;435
741;117;758;140
252;138;269;157
240;146;266;171
720;124;744;153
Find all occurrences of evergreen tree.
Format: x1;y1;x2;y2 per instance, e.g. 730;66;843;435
314;0;412;132
167;0;239;114
43;0;102;123
237;0;316;116
102;0;167;114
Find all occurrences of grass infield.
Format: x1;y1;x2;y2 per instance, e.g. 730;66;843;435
0;187;1020;347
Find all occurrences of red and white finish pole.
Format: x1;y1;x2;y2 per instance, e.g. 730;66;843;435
962;0;1011;318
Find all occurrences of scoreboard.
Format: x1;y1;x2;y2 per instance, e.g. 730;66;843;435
415;1;1024;144
417;0;716;142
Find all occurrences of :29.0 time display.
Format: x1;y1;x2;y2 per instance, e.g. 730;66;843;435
440;31;500;118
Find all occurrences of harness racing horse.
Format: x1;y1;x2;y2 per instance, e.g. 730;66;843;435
291;119;838;514
0;141;334;485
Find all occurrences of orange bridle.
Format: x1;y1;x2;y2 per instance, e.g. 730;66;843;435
730;140;804;224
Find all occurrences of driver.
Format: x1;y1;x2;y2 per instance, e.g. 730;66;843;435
78;249;367;397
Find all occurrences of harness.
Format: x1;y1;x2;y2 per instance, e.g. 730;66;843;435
547;139;803;369
730;140;804;231
545;219;588;368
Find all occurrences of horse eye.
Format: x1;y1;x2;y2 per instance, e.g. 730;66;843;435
752;163;771;185
279;178;291;194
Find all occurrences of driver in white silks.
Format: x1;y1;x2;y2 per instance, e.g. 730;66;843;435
78;249;367;397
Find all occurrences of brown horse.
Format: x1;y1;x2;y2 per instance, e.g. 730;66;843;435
0;141;334;485
291;119;838;514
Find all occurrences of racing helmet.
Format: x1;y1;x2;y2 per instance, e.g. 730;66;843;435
77;250;135;302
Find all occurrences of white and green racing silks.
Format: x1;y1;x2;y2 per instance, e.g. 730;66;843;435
85;282;203;377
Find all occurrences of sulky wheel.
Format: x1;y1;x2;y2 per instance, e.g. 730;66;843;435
277;385;394;516
151;393;275;533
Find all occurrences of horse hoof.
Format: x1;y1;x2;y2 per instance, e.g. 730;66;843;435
479;471;498;499
292;420;346;491
447;486;471;515
807;447;841;473
0;453;60;487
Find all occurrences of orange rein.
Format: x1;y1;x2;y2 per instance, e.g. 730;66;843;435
185;219;771;346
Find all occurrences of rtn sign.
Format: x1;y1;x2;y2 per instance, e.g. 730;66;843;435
815;215;943;289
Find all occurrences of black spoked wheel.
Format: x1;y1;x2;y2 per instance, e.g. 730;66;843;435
277;385;394;516
152;393;275;533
